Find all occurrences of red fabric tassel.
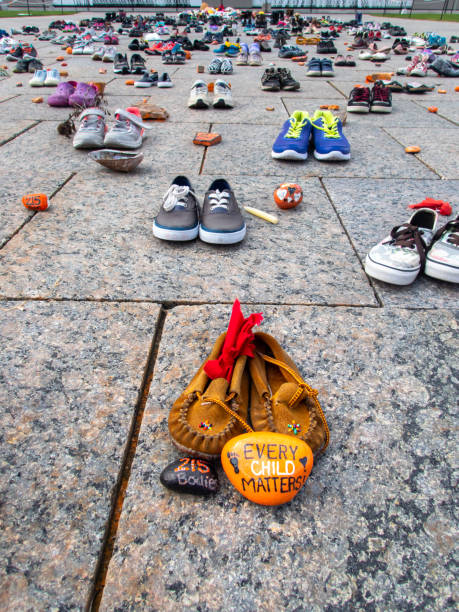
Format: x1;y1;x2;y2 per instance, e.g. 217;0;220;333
204;299;263;381
409;198;452;216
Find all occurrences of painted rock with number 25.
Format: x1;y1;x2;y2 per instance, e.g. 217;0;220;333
222;432;313;506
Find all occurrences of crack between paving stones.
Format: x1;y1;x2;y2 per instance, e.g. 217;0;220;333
319;177;384;308
327;80;347;98
86;305;167;612
0;94;20;105
0;119;41;147
380;126;443;179
0;172;77;251
198;122;212;174
411;99;459;127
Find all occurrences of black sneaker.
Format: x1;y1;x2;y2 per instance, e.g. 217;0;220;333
6;46;23;61
199;179;246;245
158;72;173;88
130;53;146;74
370;81;392;113
113;53;130;74
12;58;30;73
153;176;200;242
278;67;300;90
317;40;337;54
347;86;371;113
134;70;158;87
28;58;44;73
261;67;281;91
128;38;140;50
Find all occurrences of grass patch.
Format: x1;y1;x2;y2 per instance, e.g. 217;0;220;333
369;12;459;22
0;9;77;17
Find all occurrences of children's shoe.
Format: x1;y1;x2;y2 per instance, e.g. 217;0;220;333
153;176;199;241
167;331;251;459
249;332;329;455
73;108;106;149
47;80;77;106
12;58;29;73
347;86;370;113
188;80;210;108
199;179;246;245
248;42;262;65
261;67;280;91
207;57;222;74
320;58;334;76
134;71;158;87
104;107;152;149
130;53;145;74
311;110;351;161
425;215;459;283
102;46;116;62
220;58;233;75
236;43;248;65
370;81;392;113
44;68;60;87
278;67;300;90
68;82;98;107
29;69;47;87
272;111;311;161
157;72;173;88
113;52;130;73
213;79;233;108
306;57;322;76
365;208;438;285
92;46;105;60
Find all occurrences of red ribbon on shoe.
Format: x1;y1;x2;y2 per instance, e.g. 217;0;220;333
204;299;263;382
409;198;452;216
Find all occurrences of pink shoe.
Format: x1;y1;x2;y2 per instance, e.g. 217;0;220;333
47;80;77;107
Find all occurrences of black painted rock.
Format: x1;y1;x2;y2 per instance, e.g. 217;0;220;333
160;457;219;495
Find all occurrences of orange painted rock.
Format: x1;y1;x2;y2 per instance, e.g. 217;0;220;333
266;106;274;111
56;55;64;61
125;79;134;85
60;70;68;77
221;432;313;506
32;97;43;103
438;89;447;94
405;145;421;153
22;193;48;211
99;67;107;74
428;106;438;113
455;86;459;92
274;183;303;209
66;47;72;54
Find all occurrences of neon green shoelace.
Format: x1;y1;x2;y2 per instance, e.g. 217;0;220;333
311;116;340;139
286;117;308;139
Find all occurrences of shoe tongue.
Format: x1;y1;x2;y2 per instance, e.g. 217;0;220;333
272;382;306;410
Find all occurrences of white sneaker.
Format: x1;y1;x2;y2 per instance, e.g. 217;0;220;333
44;68;60;86
425;215;459;283
29;69;47;86
359;49;374;60
213;79;233;108
92;46;105;60
82;44;95;55
188;80;210;109
102;46;116;63
104;108;152;149
365;208;438;285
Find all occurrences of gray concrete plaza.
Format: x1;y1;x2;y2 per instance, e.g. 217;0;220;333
0;10;457;611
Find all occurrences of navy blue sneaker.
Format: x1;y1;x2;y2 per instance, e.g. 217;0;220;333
271;111;311;161
311;110;350;161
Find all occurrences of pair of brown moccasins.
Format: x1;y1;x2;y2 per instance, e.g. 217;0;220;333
168;332;330;461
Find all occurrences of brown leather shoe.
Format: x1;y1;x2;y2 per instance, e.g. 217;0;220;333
249;332;329;455
168;332;252;460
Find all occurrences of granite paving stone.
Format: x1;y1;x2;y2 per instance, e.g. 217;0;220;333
323;178;459;307
0;173;375;305
384;126;459;179
0;117;38;145
202;122;437;179
413;98;459;126
100;304;458;612
0;300;160;610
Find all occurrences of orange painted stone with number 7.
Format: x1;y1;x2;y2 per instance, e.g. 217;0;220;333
22;193;48;211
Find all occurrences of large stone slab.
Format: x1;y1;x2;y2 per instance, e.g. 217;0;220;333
0;300;160;610
100;304;458;611
0;118;38;145
323;177;459;307
0;173;375;305
384;126;459;179
202;122;437;179
414;98;459;126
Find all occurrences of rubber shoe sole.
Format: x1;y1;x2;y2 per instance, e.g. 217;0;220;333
314;150;351;161
424;258;459;283
153;222;199;242
365;254;419;285
199;224;246;245
347;104;369;113
272;149;308;161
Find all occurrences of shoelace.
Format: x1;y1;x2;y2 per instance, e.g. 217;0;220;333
352;87;371;102
162;184;196;211
286;116;308;139
311;115;340;139
81;115;103;131
432;217;459;246
372;84;390;101
383;223;428;267
110;115;132;133
209;189;230;211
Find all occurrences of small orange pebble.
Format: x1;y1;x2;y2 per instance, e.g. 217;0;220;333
61;62;67;66
405;145;421;153
455;86;459;92
56;56;64;61
266;106;275;111
428;106;438;113
66;47;72;54
438;89;447;94
22;193;48;211
32;97;43;103
2;64;8;69
16;82;23;87
298;61;305;66
185;50;191;59
143;98;148;103
99;68;107;74
329;104;340;110
59;70;68;77
320;104;330;109
344;41;348;45
207;82;214;92
125;79;134;85
150;68;157;74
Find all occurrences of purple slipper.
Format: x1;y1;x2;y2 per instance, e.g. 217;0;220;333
47;80;77;107
68;82;98;108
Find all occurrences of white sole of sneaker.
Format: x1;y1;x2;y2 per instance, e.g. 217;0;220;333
321;71;334;76
306;71;322;76
188;98;209;109
199;224;246;245
313;150;350;161
347;106;370;113
365;255;419;285
157;82;173;88
153;222;199;242
272;149;308;161
424;258;459;284
134;82;155;87
370;106;392;113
